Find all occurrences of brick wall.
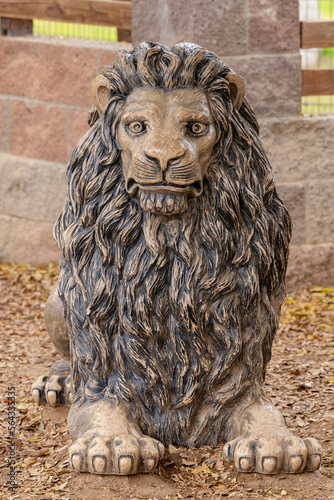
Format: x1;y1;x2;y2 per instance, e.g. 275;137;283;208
260;117;334;289
131;0;334;288
132;0;302;119
0;37;128;162
0;36;130;263
0;32;333;288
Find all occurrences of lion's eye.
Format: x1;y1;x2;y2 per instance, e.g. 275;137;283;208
188;122;208;136
128;121;146;134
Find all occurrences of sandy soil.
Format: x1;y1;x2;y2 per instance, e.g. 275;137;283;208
0;264;333;500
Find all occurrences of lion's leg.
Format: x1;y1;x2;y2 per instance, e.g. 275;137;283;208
32;283;72;406
223;394;322;474
68;398;165;475
44;283;70;360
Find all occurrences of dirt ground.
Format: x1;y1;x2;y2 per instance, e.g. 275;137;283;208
0;264;333;500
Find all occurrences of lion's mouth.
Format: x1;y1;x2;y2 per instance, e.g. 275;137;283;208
126;179;203;197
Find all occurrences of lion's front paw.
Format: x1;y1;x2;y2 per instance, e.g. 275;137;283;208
69;431;164;475
223;436;322;474
32;374;73;406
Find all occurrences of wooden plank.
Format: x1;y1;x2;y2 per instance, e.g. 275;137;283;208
1;16;33;35
301;20;334;49
117;27;131;42
0;0;131;29
117;0;130;41
302;69;334;96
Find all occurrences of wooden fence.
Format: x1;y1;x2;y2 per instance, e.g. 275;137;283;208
0;2;334;97
0;0;131;39
301;20;334;97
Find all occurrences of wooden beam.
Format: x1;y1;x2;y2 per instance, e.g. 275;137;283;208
117;0;131;41
0;0;131;30
301;20;334;49
1;16;33;35
302;69;334;96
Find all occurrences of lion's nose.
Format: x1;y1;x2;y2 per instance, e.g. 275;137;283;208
144;145;185;172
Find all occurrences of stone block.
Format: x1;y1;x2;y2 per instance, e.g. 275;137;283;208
9;217;60;264
306;181;334;245
11;100;67;163
222;53;301;117
287;244;334;290
69;108;90;155
248;0;300;54
0;97;10;152
0;153;5;213
260;116;334;183
276;183;305;246
0;153;67;223
38;41;97;107
0;37;130;106
0;38;40;99
0;215;11;263
98;44;129;73
132;0;248;56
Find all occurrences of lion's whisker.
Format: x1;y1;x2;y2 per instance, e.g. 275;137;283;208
133;162;158;176
134;156;157;169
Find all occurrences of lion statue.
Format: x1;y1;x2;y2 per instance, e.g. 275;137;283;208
32;42;322;475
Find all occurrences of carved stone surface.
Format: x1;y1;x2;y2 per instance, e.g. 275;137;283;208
32;42;322;475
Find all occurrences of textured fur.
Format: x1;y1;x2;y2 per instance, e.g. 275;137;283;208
55;42;291;446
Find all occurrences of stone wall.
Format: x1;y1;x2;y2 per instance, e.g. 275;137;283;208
132;0;302;119
131;0;334;288
0;16;333;289
0;37;131;265
260;116;334;289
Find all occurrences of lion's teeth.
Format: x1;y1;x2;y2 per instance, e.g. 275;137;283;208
161;198;169;213
165;196;174;212
149;193;156;204
145;199;154;211
138;191;188;215
156;194;163;209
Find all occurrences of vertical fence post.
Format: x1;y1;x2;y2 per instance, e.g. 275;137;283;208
117;0;131;42
0;17;33;36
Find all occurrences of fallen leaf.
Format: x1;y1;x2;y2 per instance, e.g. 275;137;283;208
182;460;198;466
169;444;178;453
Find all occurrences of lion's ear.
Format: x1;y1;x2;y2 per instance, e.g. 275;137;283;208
226;72;245;110
91;75;112;115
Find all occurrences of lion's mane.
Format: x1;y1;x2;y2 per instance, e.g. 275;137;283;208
55;42;291;446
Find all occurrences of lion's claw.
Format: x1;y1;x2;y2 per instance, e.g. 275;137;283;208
31;374;72;406
69;431;164;475
239;456;252;472
143;458;156;472
304;437;322;471
71;453;84;472
224;435;322;474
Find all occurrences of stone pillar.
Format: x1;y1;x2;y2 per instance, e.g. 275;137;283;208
132;0;301;118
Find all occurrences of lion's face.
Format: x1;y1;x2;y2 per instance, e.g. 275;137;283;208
117;86;216;215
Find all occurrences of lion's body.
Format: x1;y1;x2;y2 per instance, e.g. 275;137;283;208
54;43;291;447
